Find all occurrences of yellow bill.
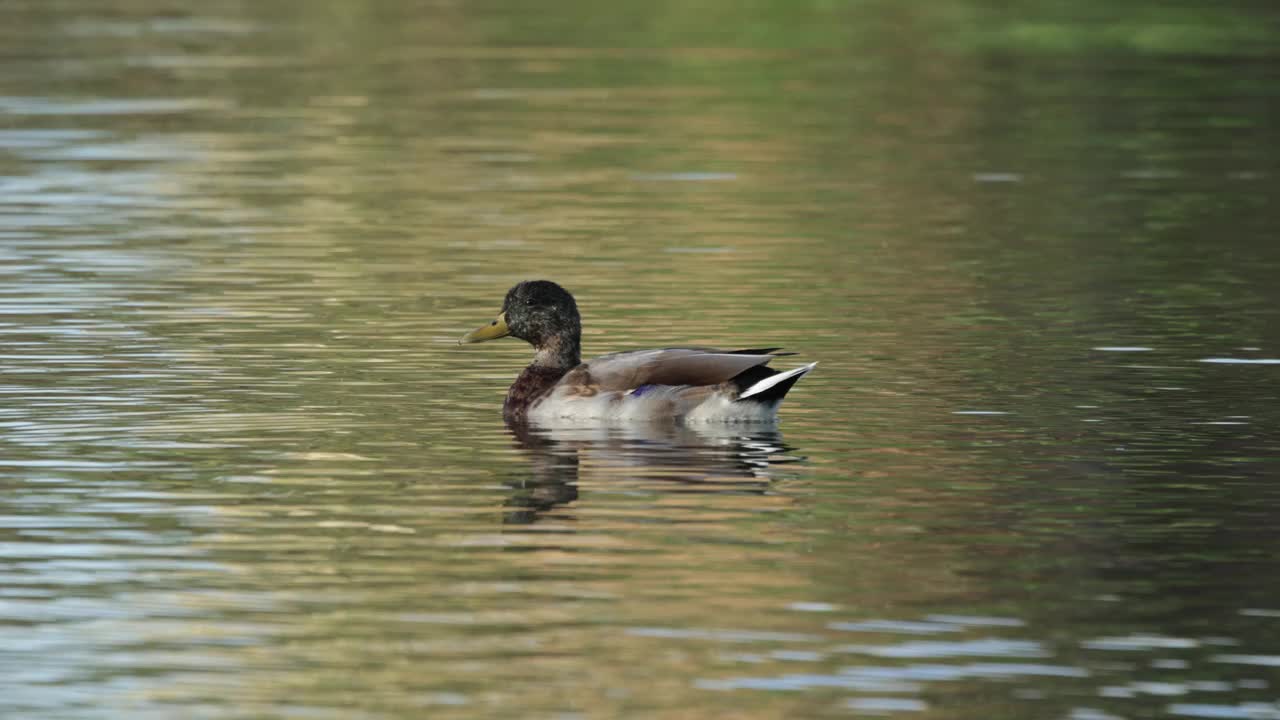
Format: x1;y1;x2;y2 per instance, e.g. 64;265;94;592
460;312;510;344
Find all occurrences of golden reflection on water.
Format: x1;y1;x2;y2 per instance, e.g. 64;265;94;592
3;0;1280;718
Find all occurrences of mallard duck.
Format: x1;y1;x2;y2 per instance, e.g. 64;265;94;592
460;280;816;423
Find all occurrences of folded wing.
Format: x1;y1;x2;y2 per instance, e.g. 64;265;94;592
583;348;779;392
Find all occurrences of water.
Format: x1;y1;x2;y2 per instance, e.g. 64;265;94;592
3;1;1280;717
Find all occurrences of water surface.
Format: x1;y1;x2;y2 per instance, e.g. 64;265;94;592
3;1;1280;718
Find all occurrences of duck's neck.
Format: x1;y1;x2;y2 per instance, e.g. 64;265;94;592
503;333;581;422
531;332;580;371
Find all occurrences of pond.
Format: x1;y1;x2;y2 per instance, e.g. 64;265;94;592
3;1;1279;718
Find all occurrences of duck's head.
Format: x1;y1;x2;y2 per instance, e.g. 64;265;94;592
461;280;581;365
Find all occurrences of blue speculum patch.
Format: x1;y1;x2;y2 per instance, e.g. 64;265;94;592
630;384;656;397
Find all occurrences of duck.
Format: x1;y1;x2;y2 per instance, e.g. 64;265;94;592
460;280;816;424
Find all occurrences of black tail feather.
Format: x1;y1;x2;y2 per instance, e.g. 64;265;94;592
728;347;797;356
729;365;777;394
734;367;808;404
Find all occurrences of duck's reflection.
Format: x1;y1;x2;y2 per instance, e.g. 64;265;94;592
502;421;800;524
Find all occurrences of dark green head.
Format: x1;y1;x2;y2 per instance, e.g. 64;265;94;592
461;280;582;368
501;280;580;347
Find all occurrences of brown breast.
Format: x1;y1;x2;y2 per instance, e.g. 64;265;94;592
503;365;572;422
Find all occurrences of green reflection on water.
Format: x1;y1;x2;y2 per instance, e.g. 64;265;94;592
2;0;1279;718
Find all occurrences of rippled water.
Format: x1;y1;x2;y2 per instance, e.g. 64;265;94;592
4;1;1280;718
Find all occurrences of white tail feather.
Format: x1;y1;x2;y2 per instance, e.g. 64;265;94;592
738;362;818;401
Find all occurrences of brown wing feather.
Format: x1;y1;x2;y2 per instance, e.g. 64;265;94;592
582;348;774;392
